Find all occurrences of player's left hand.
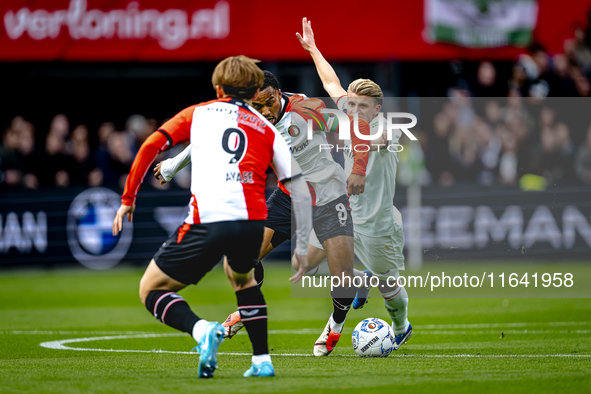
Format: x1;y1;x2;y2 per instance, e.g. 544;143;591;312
290;252;309;283
296;17;317;52
347;174;365;195
112;204;135;236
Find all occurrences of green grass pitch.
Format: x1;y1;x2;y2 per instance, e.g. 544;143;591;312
1;263;590;393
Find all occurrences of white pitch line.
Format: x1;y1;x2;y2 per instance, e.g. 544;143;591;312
414;321;591;329
418;330;591;335
6;321;590;336
38;333;591;358
5;330;162;335
12;329;591;337
4;329;320;336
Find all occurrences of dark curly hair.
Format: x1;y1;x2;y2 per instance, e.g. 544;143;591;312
261;70;279;91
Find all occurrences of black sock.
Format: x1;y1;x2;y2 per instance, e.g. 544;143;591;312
254;263;265;288
145;290;200;334
236;286;268;355
331;287;355;324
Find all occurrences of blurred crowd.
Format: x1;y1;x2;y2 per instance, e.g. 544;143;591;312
395;22;591;189
453;20;591;99
3;100;591;193
0;114;192;191
3;22;591;191
399;97;591;189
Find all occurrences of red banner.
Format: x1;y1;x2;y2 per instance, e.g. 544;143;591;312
1;0;589;62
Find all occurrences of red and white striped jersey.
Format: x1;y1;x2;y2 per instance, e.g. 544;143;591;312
121;97;299;224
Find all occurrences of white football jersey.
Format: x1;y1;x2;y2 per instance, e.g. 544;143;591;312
337;96;402;237
284;95;347;206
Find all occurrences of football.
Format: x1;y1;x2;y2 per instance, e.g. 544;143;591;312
352;318;394;357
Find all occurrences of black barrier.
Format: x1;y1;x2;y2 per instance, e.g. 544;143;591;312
1;185;590;269
0;187;189;268
398;185;591;260
0;186;288;268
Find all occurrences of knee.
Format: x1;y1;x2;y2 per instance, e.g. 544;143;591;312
230;271;257;292
338;267;354;282
233;274;251;289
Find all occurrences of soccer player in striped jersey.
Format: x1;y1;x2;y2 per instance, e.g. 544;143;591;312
112;56;313;378
297;17;412;350
156;70;372;356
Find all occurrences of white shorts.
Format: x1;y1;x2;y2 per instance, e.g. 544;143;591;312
308;208;405;280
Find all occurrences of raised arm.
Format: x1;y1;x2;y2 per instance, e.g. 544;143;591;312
296;17;347;102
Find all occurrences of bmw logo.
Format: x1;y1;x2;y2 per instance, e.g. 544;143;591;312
67;188;133;269
288;125;300;137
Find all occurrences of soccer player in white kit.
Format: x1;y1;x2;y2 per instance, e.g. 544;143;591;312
297;17;412;350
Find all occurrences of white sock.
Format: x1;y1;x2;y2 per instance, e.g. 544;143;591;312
353;268;365;278
192;319;208;342
381;286;409;335
329;313;345;334
252;354;272;364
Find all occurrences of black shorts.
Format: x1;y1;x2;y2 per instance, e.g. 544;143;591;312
265;188;295;247
313;194;354;245
153;220;265;285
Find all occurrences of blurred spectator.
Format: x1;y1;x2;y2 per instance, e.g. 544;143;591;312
483;100;502;127
549;54;579;96
571;66;591;97
529;121;574;185
498;125;519;185
475;118;501;185
0;126;23;188
49;114;69;140
17;118;40;190
69;125;99;186
473;61;506;97
565;26;591;75
97;131;133;188
448;125;481;182
125;114;157;152
38;127;75;188
574;123;591;184
424;110;455;186
508;64;529;97
98;122;115;147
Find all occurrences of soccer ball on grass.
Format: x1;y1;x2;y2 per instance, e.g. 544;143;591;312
352;318;394;357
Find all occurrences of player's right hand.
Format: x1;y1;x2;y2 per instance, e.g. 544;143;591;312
112;204;135;236
153;162;167;184
296;17;316;52
347;174;366;195
290;252;309;283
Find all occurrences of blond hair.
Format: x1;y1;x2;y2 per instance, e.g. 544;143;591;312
212;55;264;98
347;79;384;106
